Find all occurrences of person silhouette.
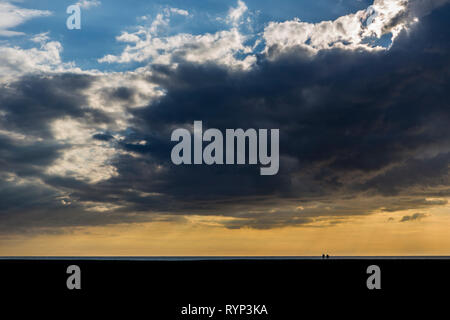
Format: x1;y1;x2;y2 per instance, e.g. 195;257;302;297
326;254;329;259
322;254;325;259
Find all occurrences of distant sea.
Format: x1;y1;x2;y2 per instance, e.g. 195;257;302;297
1;256;450;260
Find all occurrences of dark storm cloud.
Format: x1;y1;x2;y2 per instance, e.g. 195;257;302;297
358;152;450;196
123;4;450;203
400;213;429;222
111;87;135;101
0;74;136;233
0;135;63;176
0;4;449;233
93;133;115;141
0;74;111;138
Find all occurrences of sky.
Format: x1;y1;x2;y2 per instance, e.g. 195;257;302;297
0;0;449;256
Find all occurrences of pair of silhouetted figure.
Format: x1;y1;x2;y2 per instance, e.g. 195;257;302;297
322;254;330;259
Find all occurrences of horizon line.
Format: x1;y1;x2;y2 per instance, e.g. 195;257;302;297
2;256;450;261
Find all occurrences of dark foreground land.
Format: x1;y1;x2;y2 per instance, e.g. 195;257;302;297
1;257;447;317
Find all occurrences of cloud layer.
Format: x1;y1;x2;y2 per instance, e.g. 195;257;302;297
0;1;51;36
0;0;449;234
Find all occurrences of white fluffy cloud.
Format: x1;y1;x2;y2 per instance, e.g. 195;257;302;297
100;28;255;69
263;0;450;57
0;40;63;79
99;0;450;70
75;0;101;10
226;0;248;27
169;7;189;16
0;32;93;83
99;3;256;70
0;1;51;36
46;118;121;184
